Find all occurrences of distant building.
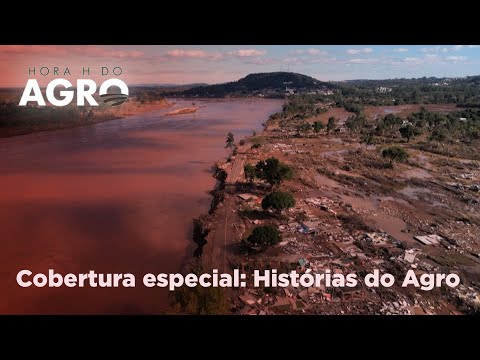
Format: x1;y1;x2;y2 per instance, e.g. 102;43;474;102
377;87;392;93
318;89;334;96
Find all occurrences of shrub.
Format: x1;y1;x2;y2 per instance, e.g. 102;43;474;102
246;225;281;247
382;146;409;164
262;191;295;211
244;164;256;182
255;157;293;186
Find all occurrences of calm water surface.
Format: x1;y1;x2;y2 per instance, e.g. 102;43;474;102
0;98;282;314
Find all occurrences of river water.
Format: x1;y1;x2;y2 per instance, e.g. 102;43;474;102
0;98;282;314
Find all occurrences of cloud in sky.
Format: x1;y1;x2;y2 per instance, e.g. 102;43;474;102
291;48;328;56
348;58;379;64
1;45;479;87
421;45;480;53
72;46;144;58
227;49;266;57
166;48;268;61
453;45;480;51
347;48;373;55
306;48;327;56
421;46;449;53
399;53;469;65
166;49;222;60
446;55;467;62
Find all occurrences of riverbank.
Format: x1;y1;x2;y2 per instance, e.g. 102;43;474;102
0;99;172;138
109;99;172;117
166;106;203;116
196;104;480;315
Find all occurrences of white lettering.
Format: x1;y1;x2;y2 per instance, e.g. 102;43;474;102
254;270;270;287
199;273;211;287
46;78;74;107
402;270;461;291
19;78;129;107
364;269;380;287
99;78;129;97
170;274;184;291
185;274;197;287
156;274;168;287
33;273;47;287
16;270;32;287
123;274;135;287
445;274;461;288
19;79;46;106
143;273;156;288
49;269;63;287
64;274;77;287
77;79;98;106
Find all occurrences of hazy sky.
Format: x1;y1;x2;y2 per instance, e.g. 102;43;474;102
1;45;479;87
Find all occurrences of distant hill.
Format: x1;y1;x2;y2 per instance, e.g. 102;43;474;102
129;83;208;99
180;72;334;97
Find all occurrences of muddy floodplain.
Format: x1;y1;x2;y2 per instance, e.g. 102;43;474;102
216;106;480;315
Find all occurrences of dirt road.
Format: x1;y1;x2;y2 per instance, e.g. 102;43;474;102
226;156;245;185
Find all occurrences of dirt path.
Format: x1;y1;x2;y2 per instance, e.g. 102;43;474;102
209;200;236;272
225;155;245;185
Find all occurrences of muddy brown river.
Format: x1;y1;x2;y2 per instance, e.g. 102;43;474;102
0;98;282;314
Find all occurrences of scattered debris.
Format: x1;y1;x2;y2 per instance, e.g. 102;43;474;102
414;234;443;246
209;105;480;315
403;248;421;264
451;173;475;180
298;258;309;269
300;221;320;234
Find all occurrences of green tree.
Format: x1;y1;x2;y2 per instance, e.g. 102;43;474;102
399;124;417;142
429;127;449;150
244;164;256;183
246;225;281;247
255;157;293;187
327;116;336;133
360;133;375;146
382;146;409;165
430;127;448;142
313;121;324;132
225;132;235;149
262;191;295;212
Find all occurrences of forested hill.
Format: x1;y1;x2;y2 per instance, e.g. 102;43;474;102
180;72;334;97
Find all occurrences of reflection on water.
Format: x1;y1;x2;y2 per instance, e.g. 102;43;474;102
0;98;283;314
